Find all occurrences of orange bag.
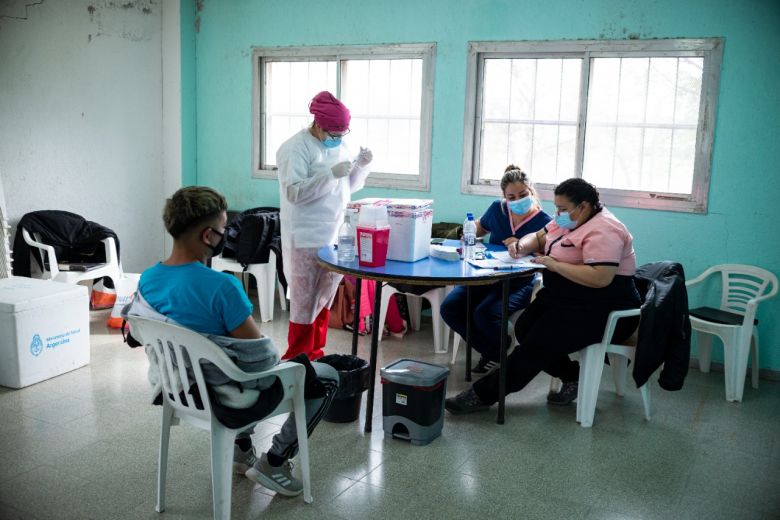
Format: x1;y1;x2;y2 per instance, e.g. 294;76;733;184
90;279;116;310
328;277;405;336
328;279;355;329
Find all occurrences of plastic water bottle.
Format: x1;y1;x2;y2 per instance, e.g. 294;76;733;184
338;213;355;263
463;213;477;261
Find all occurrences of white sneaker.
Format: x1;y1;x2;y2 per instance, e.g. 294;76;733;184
472;357;499;374
232;445;257;474
245;452;303;497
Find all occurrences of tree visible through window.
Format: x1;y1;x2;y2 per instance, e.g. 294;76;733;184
463;39;723;213
478;57;582;187
583;56;703;195
253;44;435;191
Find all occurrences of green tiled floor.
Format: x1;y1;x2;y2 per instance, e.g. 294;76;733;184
1;303;778;519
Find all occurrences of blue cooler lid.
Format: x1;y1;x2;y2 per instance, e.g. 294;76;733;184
380;358;449;387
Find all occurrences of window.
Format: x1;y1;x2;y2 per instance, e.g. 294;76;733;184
462;39;723;213
253;44;436;191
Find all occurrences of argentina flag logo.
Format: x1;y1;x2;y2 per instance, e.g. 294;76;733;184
30;334;43;357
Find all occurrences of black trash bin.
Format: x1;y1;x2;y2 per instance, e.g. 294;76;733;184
319;354;370;423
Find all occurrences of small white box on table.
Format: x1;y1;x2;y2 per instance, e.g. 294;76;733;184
0;277;89;388
347;198;434;262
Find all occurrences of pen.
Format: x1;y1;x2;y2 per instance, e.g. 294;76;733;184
493;266;519;271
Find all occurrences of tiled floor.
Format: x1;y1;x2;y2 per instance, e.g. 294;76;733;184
1;302;779;519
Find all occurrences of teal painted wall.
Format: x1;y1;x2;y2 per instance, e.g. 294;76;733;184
187;0;780;371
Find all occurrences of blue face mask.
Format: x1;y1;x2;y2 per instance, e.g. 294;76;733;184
508;196;534;216
555;207;579;230
322;136;342;148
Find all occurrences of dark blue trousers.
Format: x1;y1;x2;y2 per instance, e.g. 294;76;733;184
440;275;537;362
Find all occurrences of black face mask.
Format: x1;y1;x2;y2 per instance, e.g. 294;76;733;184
207;228;226;257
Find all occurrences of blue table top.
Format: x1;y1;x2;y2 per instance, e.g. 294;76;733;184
317;239;537;285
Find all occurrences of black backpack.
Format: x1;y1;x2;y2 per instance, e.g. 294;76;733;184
222;207;280;267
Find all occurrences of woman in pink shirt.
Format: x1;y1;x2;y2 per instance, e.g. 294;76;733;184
446;178;641;414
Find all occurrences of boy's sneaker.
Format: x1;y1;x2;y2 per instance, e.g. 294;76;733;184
445;388;491;415
245;453;303;497
472;357;498;374
232;445;257;474
547;381;578;405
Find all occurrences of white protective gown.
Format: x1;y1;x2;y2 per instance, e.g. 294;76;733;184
276;128;370;324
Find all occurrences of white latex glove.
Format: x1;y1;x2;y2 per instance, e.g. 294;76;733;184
356;147;373;167
331;161;352;178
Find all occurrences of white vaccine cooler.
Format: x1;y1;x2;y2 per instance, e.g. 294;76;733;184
0;277;89;388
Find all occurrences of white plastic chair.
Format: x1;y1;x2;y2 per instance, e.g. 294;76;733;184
449;276;542;365
211;252;286;322
22;227;121;287
576;308;650;428
686;264;778;402
376;285;451;354
450;308;523;365
128;316;312;520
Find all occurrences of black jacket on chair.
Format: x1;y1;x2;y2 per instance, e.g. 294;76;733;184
12;210;120;278
632;261;691;391
220;207;286;294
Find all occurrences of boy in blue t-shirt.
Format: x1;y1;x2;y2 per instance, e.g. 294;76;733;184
139;186;336;498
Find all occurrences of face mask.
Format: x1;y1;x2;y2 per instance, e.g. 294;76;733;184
555;207;579;230
508;196;534;216
207;229;226;257
322;136;342;148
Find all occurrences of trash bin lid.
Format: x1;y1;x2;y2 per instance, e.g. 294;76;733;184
380;358;449;387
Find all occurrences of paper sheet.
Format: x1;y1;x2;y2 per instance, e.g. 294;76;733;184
467;253;544;270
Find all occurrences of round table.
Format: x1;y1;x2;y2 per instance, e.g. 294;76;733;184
317;241;537;429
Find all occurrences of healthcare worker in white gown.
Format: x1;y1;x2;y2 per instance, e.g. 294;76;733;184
276;91;373;361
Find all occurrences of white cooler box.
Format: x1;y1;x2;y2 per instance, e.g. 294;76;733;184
0;277;89;388
348;198;433;262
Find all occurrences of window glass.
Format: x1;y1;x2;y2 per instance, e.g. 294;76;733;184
263;60;336;169
583;57;704;195
464;40;721;213
341;59;422;176
254;44;435;190
478;58;581;185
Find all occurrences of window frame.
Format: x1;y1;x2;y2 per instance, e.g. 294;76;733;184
252;43;436;191
461;39;724;213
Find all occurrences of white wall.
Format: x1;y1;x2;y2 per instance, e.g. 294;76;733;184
0;0;169;273
162;0;182;259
